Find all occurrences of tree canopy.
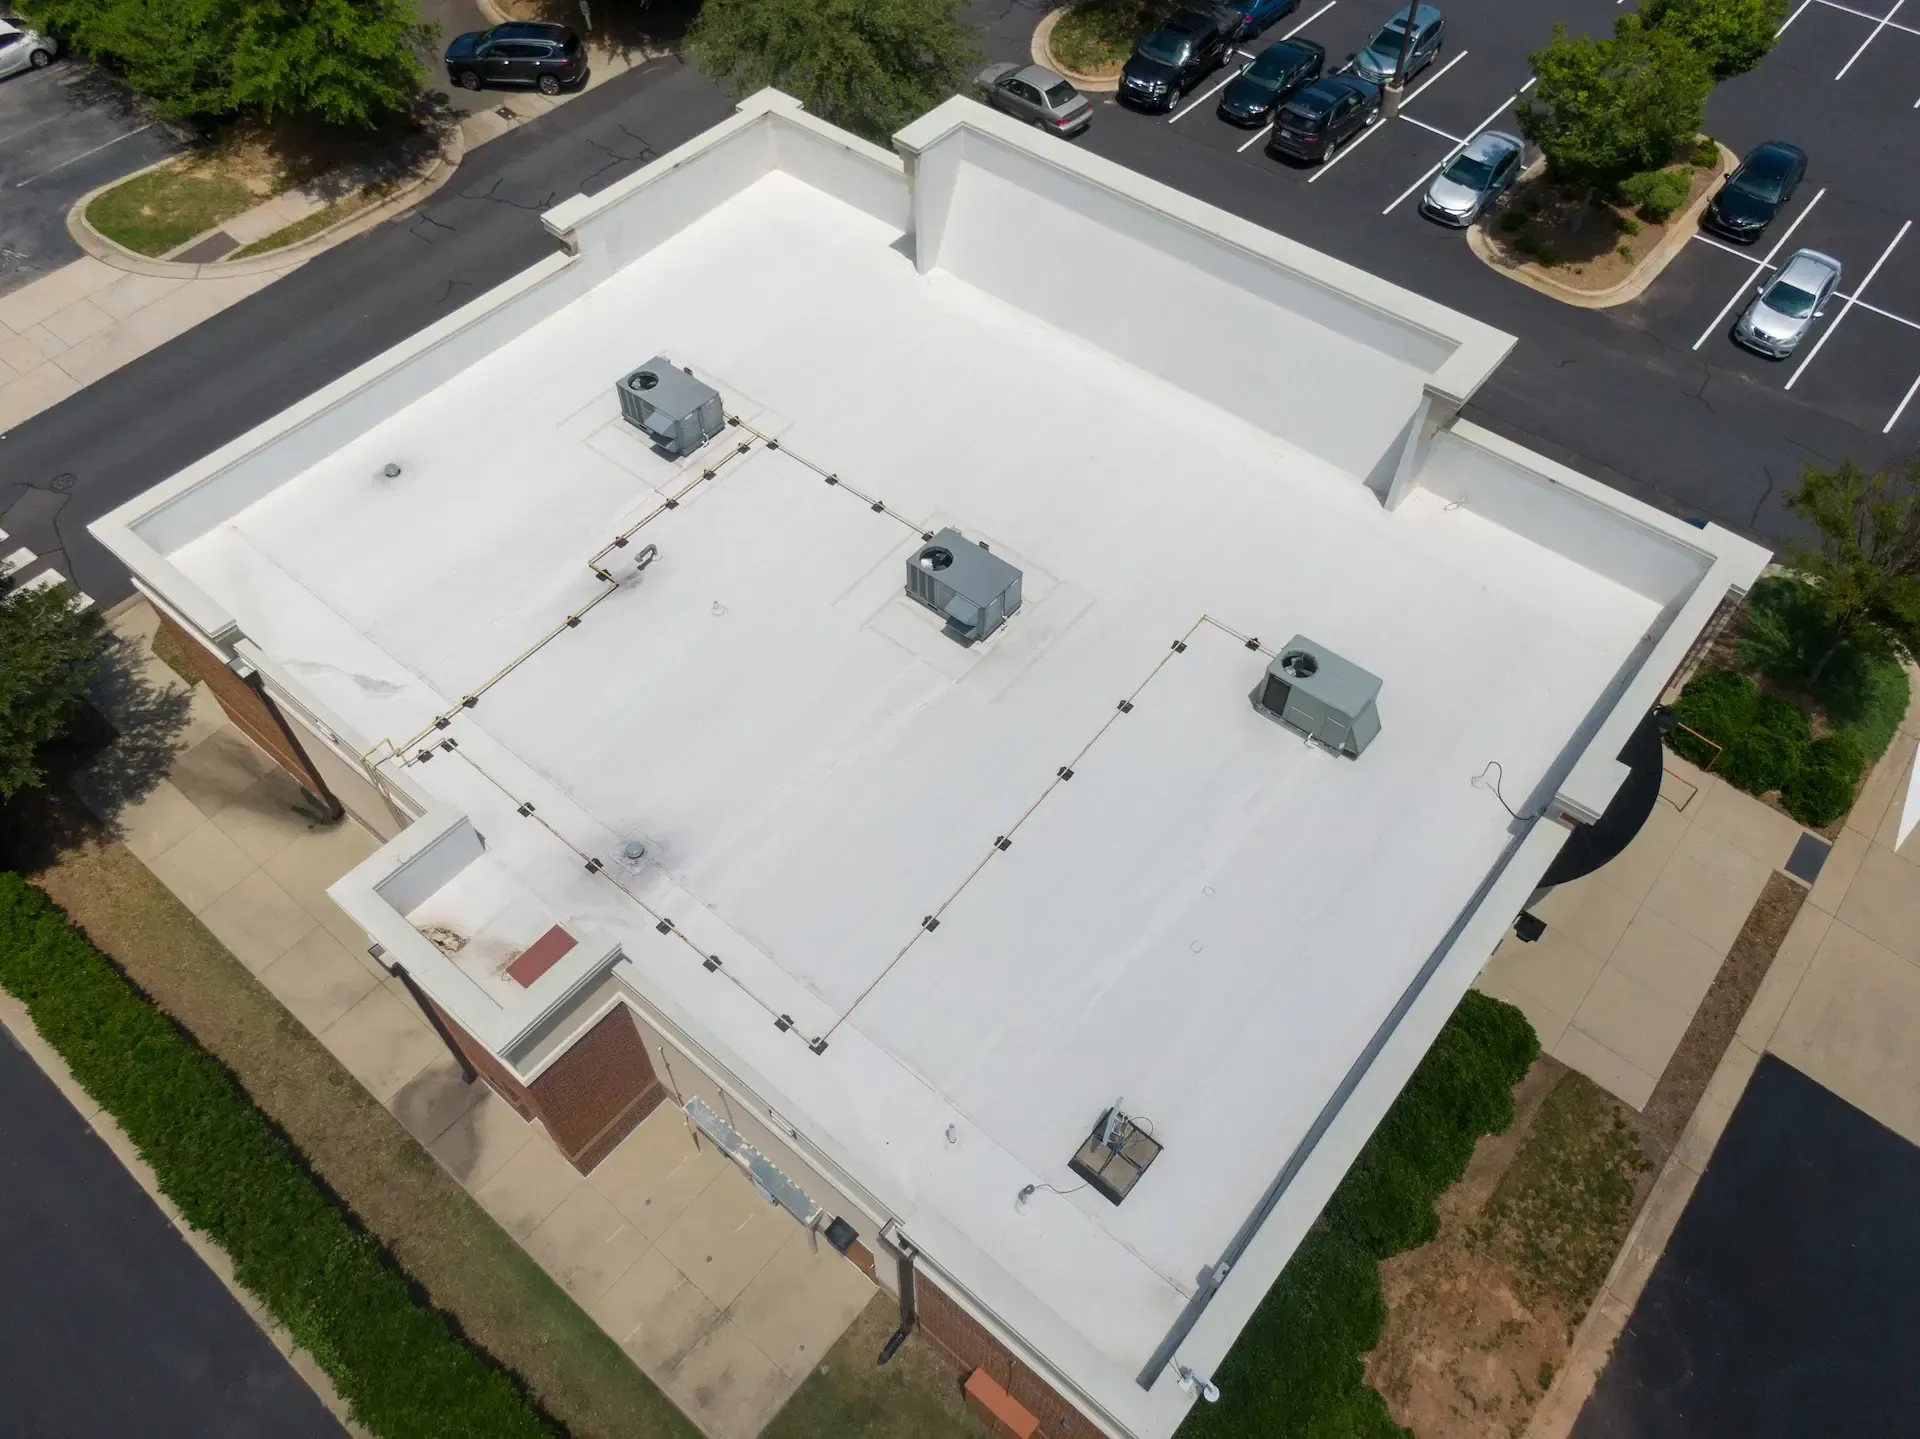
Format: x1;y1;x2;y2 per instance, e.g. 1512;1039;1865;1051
1641;0;1790;79
0;576;103;799
18;0;429;126
1783;456;1920;680
1516;15;1713;188
686;0;980;145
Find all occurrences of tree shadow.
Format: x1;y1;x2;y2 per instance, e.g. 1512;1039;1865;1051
498;0;699;63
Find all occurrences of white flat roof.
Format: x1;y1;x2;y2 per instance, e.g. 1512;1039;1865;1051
100;92;1768;1439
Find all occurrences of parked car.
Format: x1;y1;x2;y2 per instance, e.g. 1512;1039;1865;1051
976;63;1092;136
1420;130;1524;225
1733;248;1842;358
1217;39;1325;126
1266;74;1381;163
1217;0;1301;40
1346;4;1444;86
444;21;586;96
1704;140;1807;243
1119;8;1234;112
0;19;56;79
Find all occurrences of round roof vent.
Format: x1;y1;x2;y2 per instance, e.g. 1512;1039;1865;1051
917;546;954;571
1279;650;1318;679
629;370;660;391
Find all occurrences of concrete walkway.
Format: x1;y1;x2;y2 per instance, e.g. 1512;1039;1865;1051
0;45;651;436
74;600;872;1439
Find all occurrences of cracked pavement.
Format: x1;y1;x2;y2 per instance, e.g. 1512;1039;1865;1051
0;57;732;606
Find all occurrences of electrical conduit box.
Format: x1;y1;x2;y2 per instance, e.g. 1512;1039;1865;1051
616;356;725;456
905;528;1023;643
1252;635;1382;758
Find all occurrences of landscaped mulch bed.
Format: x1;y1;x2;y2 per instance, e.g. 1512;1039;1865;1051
1480;156;1719;292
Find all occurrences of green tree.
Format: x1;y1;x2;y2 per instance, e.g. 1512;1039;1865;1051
1783;456;1920;681
228;0;431;129
686;0;980;145
0;575;104;799
1642;0;1789;78
19;0;232;120
1516;15;1713;189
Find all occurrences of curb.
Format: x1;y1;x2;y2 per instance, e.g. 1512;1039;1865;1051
66;121;466;281
0;989;373;1439
1466;142;1735;311
1035;5;1122;93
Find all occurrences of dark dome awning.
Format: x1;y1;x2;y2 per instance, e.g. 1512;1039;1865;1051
1539;709;1666;890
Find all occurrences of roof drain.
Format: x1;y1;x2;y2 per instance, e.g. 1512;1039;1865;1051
877;1223;918;1366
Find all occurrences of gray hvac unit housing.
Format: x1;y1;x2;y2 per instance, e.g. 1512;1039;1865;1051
905;528;1023;643
1251;635;1382;758
616;357;725;456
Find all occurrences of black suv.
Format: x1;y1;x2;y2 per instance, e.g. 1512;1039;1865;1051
444;22;587;95
1265;74;1380;164
1119;8;1233;112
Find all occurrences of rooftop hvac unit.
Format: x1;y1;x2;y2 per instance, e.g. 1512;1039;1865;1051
1251;635;1382;758
616;357;725;456
905;529;1023;643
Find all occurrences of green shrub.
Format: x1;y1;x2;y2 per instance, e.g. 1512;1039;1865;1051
0;875;555;1439
1692;136;1721;167
1617;213;1641;235
1618;243;1635;262
1670;667;1757;766
1182;991;1537;1439
1781;733;1866;826
1536;243;1564;267
1618;166;1692;221
1513;231;1542;255
1719;694;1811;794
1737;574;1912;764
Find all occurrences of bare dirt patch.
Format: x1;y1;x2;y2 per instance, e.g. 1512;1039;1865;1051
1480;158;1718;292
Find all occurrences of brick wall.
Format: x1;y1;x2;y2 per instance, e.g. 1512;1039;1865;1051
913;1268;1108;1439
156;613;329;802
412;989;662;1174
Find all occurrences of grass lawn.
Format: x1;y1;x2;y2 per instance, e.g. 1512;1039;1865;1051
764;1295;987;1439
87;164;257;257
1050;0;1177;73
17;834;700;1439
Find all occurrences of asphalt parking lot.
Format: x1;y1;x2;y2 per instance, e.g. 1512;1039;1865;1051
967;0;1919;544
0;56;179;296
1573;1055;1920;1437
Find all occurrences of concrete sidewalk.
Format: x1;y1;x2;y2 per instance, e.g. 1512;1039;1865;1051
73;599;872;1439
0;45;652;436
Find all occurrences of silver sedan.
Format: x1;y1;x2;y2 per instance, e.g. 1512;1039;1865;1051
1421;131;1523;226
0;20;57;79
976;63;1092;137
1734;248;1842;358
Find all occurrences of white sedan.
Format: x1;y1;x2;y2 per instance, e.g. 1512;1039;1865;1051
0;19;57;79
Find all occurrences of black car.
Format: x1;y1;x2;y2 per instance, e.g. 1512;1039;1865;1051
1703;140;1807;243
1265;74;1380;163
1119;8;1233;112
1217;38;1326;126
444;21;587;95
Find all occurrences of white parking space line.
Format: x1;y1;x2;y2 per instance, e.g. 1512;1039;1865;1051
1400;114;1463;142
1691;187;1827;350
11;122;154;188
1785;220;1910;388
1693;233;1757;260
1170;6;1337;123
1381;77;1536;215
1777;0;1813;34
1835;0;1908;76
1886;372;1920;432
1238;121;1276;152
1811;0;1920;36
1308;49;1467;182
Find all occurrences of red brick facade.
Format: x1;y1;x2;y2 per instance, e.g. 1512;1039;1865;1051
913;1267;1107;1439
415;993;665;1174
157;612;331;803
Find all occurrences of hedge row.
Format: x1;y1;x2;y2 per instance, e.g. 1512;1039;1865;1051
0;873;555;1439
1181;991;1540;1438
